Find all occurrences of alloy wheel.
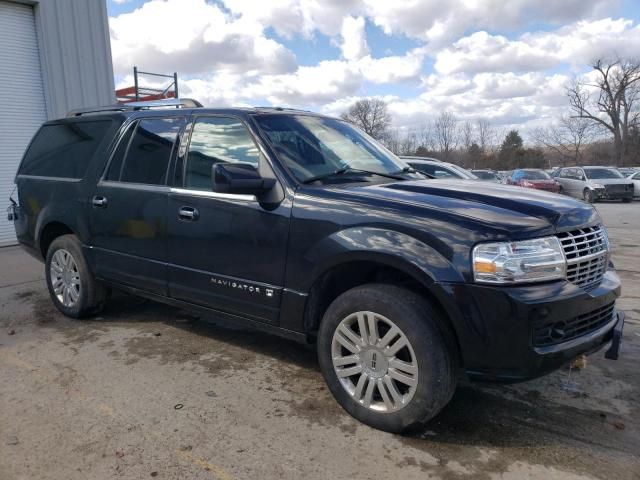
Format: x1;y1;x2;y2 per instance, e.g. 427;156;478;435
331;311;418;413
50;249;81;307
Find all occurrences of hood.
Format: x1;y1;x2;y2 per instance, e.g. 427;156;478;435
335;179;600;234
588;178;633;186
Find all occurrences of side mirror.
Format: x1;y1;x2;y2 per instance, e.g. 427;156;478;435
212;163;276;197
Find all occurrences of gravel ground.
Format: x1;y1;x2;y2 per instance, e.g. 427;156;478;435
1;202;639;480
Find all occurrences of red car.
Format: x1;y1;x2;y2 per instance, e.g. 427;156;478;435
507;169;561;193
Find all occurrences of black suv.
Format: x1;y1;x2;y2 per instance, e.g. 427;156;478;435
10;101;624;433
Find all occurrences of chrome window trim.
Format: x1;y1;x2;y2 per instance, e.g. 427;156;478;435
97;180;170;193
170;187;256;202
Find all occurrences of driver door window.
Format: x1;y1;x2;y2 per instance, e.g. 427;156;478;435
185;116;260;191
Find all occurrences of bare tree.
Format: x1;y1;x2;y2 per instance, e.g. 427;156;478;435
531;116;598;166
476;118;497;154
460;120;475;152
567;57;640;165
433;111;458;160
341;98;392;140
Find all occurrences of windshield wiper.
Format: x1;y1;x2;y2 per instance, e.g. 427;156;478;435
301;166;405;184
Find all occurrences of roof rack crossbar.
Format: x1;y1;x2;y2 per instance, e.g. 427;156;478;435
67;98;203;117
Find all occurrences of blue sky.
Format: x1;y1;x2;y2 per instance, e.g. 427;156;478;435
107;0;640;133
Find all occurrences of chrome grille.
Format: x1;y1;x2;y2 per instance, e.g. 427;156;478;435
533;302;615;347
557;225;608;290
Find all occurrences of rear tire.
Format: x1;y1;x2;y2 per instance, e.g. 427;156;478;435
317;284;458;433
622;197;632;203
45;234;107;318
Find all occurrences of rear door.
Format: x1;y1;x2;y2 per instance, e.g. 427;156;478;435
89;116;185;295
167;115;291;324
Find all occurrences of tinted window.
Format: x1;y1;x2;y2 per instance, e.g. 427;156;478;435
584;168;623;179
185;117;259;191
118;118;182;185
520;170;551;180
633;172;640;180
19;120;111;178
105;122;136;181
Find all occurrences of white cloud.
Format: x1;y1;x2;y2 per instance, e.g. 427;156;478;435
434;18;640;75
109;0;296;76
340;16;369;61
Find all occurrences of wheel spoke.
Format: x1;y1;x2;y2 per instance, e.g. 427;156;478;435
356;313;369;346
388;358;417;376
68;285;79;302
62;286;70;306
52;277;64;292
378;326;399;349
336;364;363;378
333;354;359;367
383;375;404;405
385;336;408;357
339;324;364;349
362;377;375;408
335;330;360;354
367;314;379;345
353;373;367;401
377;378;394;411
389;368;417;387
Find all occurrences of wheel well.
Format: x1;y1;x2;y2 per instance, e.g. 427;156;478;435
39;222;74;258
304;261;461;361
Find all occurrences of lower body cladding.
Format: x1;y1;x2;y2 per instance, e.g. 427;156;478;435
434;270;622;382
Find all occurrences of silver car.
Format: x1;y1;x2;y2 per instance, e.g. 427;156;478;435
555;166;634;203
628;171;640;199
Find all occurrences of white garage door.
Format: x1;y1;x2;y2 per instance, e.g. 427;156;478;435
0;1;47;246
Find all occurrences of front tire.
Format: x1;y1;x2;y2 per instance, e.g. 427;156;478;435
317;284;458;433
583;188;595;203
45;234;107;318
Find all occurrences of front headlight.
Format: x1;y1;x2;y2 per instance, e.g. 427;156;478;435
473;236;566;284
591;183;605;189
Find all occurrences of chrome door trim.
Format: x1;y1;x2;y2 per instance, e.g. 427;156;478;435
170;187;256;202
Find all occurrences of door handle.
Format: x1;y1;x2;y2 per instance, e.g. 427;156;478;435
178;206;199;221
92;196;108;208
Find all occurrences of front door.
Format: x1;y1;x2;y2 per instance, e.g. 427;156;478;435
167;115;291;324
89;116;185;295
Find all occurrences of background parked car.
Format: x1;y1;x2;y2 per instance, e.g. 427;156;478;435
554;166;634;203
619;167;640;177
506;169;561;193
471;169;501;182
628;171;640;199
400;157;478;180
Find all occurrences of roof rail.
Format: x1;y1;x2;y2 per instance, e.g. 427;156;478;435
67;98;203;117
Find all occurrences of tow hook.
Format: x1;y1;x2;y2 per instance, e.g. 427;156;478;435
605;311;625;360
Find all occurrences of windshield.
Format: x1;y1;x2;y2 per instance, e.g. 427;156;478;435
584;168;623;179
520;170;551;180
254;114;409;182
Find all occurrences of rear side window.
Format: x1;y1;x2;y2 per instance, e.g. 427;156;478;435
108;117;182;185
19;120;111;179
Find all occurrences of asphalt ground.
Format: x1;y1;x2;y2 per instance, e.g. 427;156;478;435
1;202;639;480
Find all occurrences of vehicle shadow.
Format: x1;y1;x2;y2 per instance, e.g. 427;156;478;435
33;290;637;468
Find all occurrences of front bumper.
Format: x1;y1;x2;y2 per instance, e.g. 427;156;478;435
435;270;622;382
593;187;633;200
